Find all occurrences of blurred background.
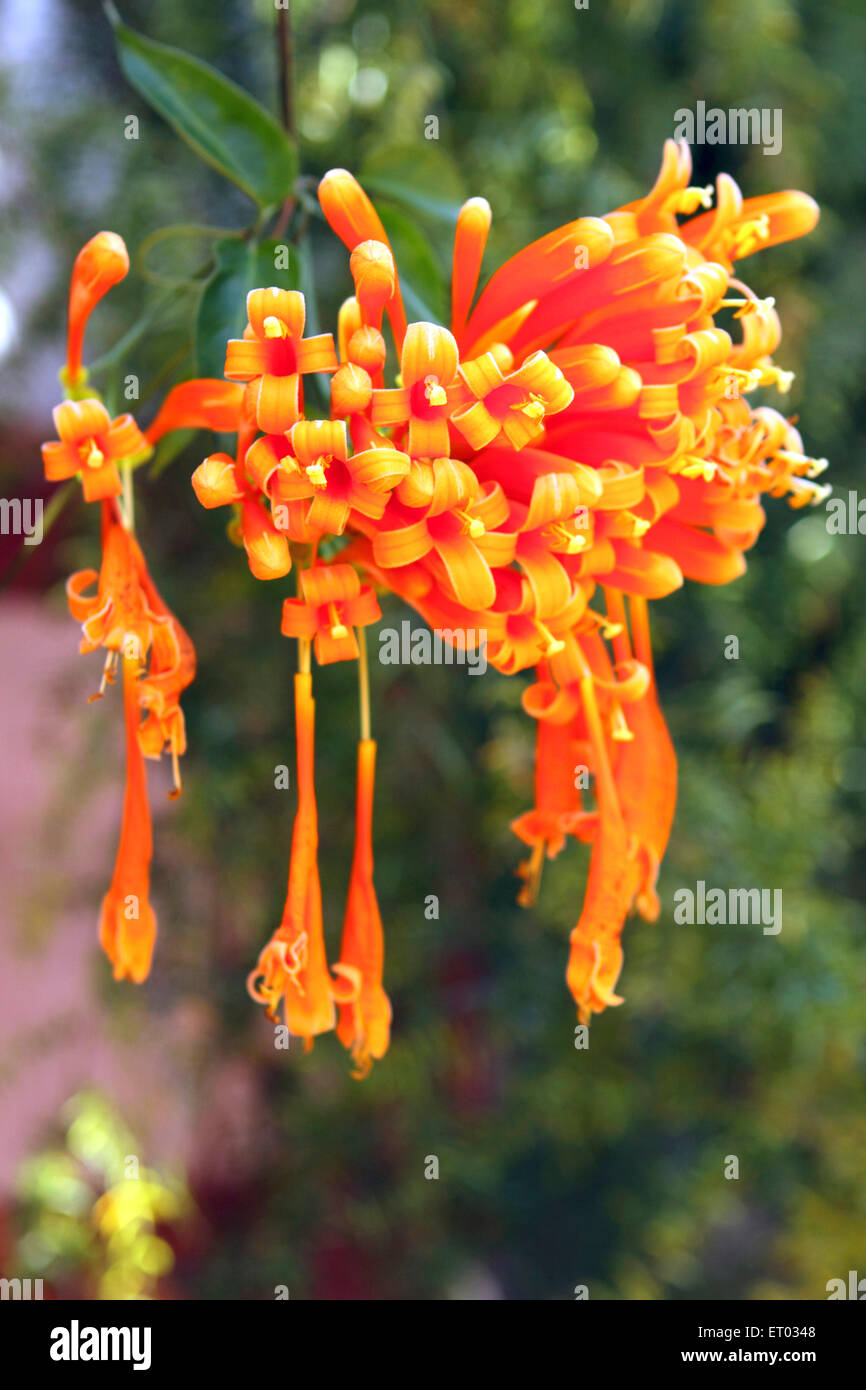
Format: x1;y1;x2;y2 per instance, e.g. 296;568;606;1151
0;0;864;1299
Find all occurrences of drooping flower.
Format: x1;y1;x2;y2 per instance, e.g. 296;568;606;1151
247;673;360;1041
335;738;392;1078
99;652;158;984
135;570;196;800
511;711;586;906
67;502;159;677
46;235;199;983
58;146;823;1061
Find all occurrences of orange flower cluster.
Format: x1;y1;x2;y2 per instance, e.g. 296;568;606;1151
41;235;239;982
44;142;825;1070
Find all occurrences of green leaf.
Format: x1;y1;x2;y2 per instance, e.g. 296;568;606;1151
87;286;181;375
295;238;329;416
195;237;297;379
376;204;449;325
105;4;297;210
360;144;467;224
149;428;197;481
134;224;242;287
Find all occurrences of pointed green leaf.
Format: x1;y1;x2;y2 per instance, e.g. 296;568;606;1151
105;4;297;210
376;203;448;325
360;144;467;224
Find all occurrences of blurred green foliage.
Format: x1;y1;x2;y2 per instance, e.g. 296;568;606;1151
16;1093;188;1299
3;0;865;1299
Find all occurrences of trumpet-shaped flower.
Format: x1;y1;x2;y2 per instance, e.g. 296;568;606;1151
224;288;338;433
280;564;381;665
42;399;147;503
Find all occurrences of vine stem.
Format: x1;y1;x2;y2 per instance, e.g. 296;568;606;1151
273;3;298;240
277;4;297;143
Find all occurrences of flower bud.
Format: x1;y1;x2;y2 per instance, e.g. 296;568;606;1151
191;453;244;509
67;232;129;381
330;363;373;416
348;326;387;374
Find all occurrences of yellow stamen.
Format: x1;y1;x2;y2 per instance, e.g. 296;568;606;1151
778;449;829;479
290;936;308;979
263;315;287;339
548;522;587;553
728;214;771;259
305;458;329;488
722;366;763;393
515;392;546;423
424;376;447;407
787;478;832;507
677;455;717;482
759;366;795;393
610;705;634;742
81;438;104;468
328;603;348;640
720;295;775;318
516;840;545;908
456;508;485;539
587;610;623;641
669;184;714;214
533;619;565;657
169;742;182;801
273;935;308;994
89;650;118;703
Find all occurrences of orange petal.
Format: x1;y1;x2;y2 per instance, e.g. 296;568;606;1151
145;380;244;444
250;373;301;434
247;287;306;341
451;197;491;339
241;499;292;580
648;518;746;585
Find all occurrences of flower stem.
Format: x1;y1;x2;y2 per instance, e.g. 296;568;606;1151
293;540;312;674
121;462;135;532
357;625;371;742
